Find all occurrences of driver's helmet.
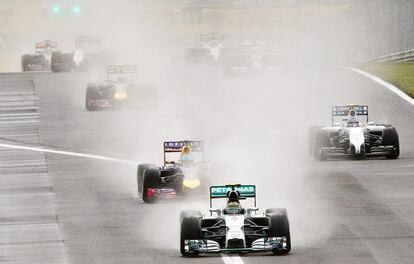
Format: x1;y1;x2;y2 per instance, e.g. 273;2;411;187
224;191;244;214
347;109;359;127
180;145;193;165
225;201;243;214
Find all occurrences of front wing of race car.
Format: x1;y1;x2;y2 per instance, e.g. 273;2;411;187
25;63;49;71
183;237;287;254
86;99;112;109
319;145;397;157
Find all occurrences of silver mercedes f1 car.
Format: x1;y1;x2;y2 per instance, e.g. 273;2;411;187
309;105;399;160
180;184;291;256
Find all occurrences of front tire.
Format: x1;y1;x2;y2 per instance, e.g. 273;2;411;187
267;208;291;254
179;210;202;222
180;216;201;257
383;127;400;159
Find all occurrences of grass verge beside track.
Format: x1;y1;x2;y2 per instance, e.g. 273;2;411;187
360;62;414;98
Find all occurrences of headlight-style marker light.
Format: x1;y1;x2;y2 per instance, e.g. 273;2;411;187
183;179;201;189
113;91;128;100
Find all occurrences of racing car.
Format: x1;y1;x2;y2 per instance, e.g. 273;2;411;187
51;36;115;72
180;184;291;256
21;40;58;71
137;140;209;203
309;105;400;160
222;38;285;75
186;32;225;64
85;64;155;111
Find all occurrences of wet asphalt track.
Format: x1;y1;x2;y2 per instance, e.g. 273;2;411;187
1;65;414;264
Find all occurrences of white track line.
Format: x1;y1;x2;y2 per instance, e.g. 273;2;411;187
0;142;138;165
0;142;244;264
221;254;244;264
0;107;38;111
347;67;414;106
0;120;38;124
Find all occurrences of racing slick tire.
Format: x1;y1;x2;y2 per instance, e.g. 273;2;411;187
267;208;291;254
383;127;400;159
137;164;154;195
376;123;392;128
85;85;99;111
51;51;63;72
312;128;330;161
180;216;202;257
265;208;287;216
308;126;322;155
21;54;31;72
142;167;160;203
179;210;202;222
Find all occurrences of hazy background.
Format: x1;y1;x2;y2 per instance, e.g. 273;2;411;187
0;0;390;71
3;0;413;256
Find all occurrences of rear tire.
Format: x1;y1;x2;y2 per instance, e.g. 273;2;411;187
180;216;201;257
85;84;99;111
308;126;321;155
267;208;291;254
142;167;160;203
21;55;31;72
383;127;400;159
51;51;62;72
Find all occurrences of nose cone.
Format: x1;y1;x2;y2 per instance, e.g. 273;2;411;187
349;127;365;154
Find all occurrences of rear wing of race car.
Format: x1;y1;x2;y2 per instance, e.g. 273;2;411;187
209;184;256;208
35;40;58;53
106;64;137;83
76;36;101;51
163;140;204;165
200;32;224;42
332;105;368;125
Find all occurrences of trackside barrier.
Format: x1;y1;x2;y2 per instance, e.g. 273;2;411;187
366;49;414;63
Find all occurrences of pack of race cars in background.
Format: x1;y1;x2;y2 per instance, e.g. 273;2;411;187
24;33;286;74
21;36;115;72
21;40;58;71
185;32;287;75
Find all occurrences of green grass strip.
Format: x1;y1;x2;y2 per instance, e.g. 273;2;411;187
359;62;414;98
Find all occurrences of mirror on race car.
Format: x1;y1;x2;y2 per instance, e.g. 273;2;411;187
209;208;221;216
247;207;259;215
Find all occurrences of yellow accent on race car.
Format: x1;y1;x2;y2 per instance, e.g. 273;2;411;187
113;91;128;100
183;179;201;189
